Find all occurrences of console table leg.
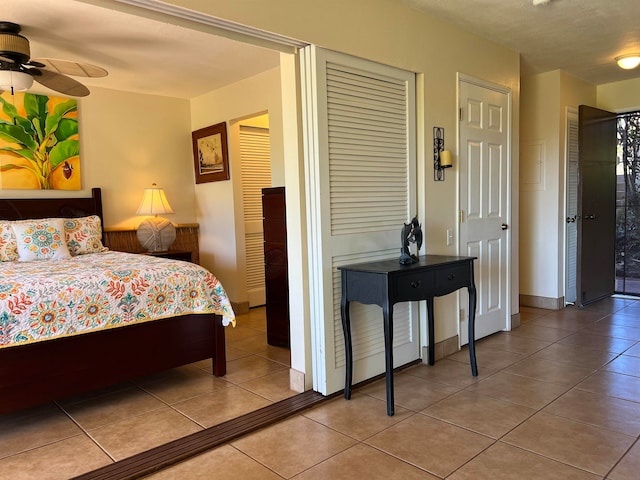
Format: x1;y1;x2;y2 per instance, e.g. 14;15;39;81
383;303;394;416
426;297;435;365
468;285;478;376
341;295;353;400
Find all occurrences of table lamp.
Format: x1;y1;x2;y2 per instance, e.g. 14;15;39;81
136;183;176;252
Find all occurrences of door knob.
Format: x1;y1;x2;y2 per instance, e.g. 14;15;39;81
501;223;508;230
566;216;576;223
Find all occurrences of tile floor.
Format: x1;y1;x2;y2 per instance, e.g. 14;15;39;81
2;298;640;479
0;307;297;479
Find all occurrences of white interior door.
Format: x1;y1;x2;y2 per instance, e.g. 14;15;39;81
301;46;418;395
459;77;511;342
239;124;271;307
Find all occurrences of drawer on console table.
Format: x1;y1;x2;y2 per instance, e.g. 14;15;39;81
393;272;436;302
342;271;388;306
433;264;472;295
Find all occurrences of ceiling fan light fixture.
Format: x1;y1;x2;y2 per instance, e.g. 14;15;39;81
616;54;640;70
0;69;33;91
0;23;31;62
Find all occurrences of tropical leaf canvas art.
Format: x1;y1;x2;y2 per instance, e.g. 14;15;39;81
0;91;81;190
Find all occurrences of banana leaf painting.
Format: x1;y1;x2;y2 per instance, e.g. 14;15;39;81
0;91;80;190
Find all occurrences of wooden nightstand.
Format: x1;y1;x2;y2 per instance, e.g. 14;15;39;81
144;250;193;262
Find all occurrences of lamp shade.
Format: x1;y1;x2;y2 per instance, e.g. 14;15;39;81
616;54;640;70
136;183;174;216
0;70;34;91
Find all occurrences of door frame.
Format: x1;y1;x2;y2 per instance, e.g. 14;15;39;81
457;73;513;341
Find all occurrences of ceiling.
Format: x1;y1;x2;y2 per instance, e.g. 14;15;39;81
4;0;640;99
3;0;281;99
402;0;640;85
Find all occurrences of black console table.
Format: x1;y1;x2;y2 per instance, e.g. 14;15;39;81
339;255;478;416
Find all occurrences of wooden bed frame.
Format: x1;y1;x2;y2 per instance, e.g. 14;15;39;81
0;188;226;414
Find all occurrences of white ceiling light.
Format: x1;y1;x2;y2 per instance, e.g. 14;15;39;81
616;54;640;70
532;0;551;5
0;70;33;92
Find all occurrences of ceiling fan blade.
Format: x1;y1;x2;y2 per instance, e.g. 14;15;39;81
32;58;108;78
33;68;90;97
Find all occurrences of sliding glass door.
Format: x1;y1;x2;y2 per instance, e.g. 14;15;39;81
616;112;640;296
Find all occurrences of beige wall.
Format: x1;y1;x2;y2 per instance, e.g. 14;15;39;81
175;0;518;339
190;67;283;303
8;0;638;390
151;0;521;348
520;71;561;301
81;87;196;228
2;0;523;389
0;85;196;230
520;70;596;305
520;71;640;307
597;77;640;112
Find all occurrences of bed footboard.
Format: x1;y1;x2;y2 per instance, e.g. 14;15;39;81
0;313;226;414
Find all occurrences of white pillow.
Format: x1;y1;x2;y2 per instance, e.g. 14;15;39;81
11;218;72;261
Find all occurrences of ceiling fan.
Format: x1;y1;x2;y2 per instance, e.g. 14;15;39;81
0;21;107;97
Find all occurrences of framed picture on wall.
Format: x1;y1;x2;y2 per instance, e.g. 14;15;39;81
192;122;230;183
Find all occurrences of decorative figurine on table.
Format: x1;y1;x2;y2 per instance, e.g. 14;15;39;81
399;216;423;265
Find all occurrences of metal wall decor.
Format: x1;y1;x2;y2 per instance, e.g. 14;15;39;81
433;126;452;181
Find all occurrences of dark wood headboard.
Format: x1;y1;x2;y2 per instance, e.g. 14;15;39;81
0;187;104;225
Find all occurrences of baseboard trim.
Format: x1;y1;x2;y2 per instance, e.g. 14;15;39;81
230;301;250;315
422;334;459;362
519;294;564;310
289;368;305;392
511;312;521;329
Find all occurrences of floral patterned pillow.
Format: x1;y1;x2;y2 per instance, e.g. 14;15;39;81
11;219;72;261
64;215;108;256
0;222;19;262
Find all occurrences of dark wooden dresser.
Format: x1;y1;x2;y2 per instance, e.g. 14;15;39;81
262;186;290;347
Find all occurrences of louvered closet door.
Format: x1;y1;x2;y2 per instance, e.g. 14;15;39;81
565;109;578;305
301;46;418;395
240;126;271;307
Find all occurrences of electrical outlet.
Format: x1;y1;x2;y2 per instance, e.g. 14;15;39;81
446;229;454;246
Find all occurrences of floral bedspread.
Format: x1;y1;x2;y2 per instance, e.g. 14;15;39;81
0;251;235;349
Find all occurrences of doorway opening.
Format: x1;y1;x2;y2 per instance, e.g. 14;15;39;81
237;114;272;308
615;111;640;296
